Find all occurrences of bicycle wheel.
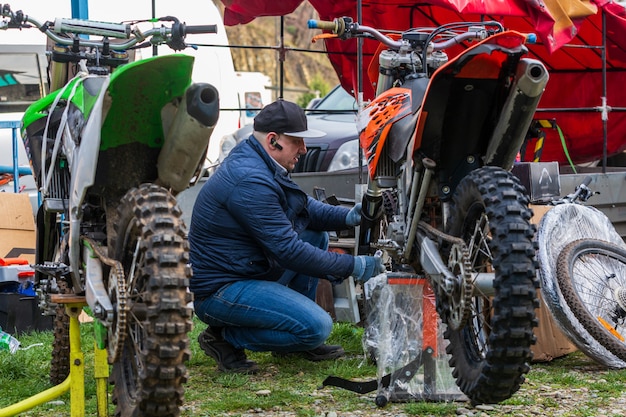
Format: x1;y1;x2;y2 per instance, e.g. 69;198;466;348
537;203;626;368
557;239;626;361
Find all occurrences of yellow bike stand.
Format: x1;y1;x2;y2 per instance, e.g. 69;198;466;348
0;295;109;417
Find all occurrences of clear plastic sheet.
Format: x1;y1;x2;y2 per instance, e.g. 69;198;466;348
362;272;465;403
537;203;626;368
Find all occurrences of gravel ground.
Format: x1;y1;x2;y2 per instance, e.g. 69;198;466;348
206;385;626;417
193;352;626;417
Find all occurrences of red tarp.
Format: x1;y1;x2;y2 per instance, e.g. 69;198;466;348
220;0;626;165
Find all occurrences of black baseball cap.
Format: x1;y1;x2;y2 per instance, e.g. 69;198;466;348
253;99;325;138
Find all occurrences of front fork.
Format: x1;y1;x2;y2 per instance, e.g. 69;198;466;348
357;158;472;303
359;157;437;260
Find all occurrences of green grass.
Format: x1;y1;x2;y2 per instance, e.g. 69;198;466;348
2;318;626;416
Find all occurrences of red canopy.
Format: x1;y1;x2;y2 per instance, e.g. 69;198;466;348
220;0;626;165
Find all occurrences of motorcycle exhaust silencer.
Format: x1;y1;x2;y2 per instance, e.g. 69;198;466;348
157;82;219;193
484;58;549;168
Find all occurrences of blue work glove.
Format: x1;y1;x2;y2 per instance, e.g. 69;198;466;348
351;255;385;283
345;203;362;227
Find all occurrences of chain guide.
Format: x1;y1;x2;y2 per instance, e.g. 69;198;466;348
417;221;473;330
82;236;128;363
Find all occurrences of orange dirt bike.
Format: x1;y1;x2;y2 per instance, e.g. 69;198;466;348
309;18;548;404
1;4;219;416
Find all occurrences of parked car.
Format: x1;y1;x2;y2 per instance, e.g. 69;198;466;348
215;85;366;201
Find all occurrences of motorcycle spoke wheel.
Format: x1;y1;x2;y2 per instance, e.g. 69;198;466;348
110;183;193;417
49;281;71;385
44;216;71;386
444;166;539;405
556;239;626;360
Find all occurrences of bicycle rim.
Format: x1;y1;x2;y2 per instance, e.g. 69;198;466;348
557;238;626;361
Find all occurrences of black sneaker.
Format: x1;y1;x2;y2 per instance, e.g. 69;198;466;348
198;327;259;374
273;344;345;361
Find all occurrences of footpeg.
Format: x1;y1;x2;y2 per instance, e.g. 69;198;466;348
32;262;71;279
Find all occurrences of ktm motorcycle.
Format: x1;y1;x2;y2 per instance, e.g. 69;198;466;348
1;5;219;416
310;18;548;404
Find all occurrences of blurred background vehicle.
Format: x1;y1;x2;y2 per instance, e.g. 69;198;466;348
234;71;272;128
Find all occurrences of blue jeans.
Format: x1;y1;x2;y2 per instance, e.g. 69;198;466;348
193;230;333;352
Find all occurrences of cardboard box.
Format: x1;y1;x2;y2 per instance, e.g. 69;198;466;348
0;192;36;264
532;292;578;362
512;162;561;203
529;204;578;362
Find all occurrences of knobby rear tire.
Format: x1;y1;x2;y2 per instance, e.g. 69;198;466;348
110;183;193;417
49;280;70;385
444;166;539;404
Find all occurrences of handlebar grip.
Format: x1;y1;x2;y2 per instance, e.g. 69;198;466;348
185;24;218;34
308;19;337;32
582;176;593;187
525;33;538;44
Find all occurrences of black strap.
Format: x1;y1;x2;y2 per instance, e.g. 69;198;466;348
322;373;390;394
322;353;425;394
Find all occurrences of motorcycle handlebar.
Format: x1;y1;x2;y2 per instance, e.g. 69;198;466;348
551;176;595;205
309;17;404;49
309;17;504;51
0;4;216;51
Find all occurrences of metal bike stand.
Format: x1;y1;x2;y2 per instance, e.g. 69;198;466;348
378;346;467;405
0;295;109;417
323;275;467;406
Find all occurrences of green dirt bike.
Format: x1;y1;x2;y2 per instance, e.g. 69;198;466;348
1;5;220;416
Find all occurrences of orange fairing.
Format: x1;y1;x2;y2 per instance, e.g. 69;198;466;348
454;32;527;79
413;31;527;150
358;87;412;179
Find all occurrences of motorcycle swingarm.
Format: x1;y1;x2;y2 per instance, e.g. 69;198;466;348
83;241;115;325
416;230;459;296
416;229;495;298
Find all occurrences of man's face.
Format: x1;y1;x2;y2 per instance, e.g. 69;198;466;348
271;133;307;172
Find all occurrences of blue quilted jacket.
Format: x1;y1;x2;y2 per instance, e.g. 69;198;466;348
189;136;355;300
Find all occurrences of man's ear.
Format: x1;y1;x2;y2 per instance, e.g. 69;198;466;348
270;134;283;150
